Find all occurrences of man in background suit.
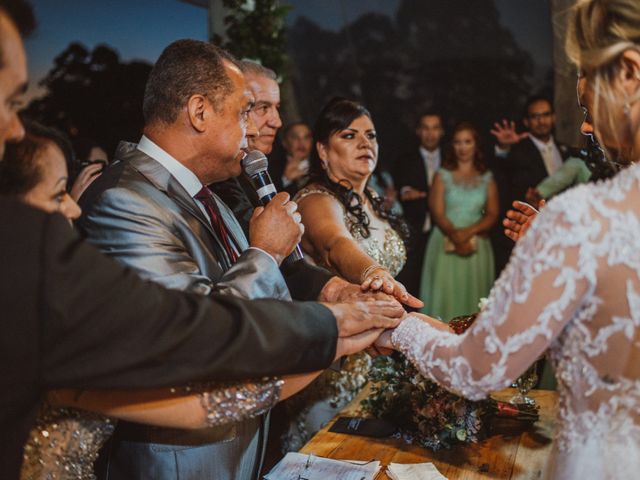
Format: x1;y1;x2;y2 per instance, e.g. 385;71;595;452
0;4;403;478
79;41;400;480
393;111;445;297
490;95;572;274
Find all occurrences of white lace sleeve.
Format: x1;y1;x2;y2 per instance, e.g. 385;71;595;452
393;198;594;400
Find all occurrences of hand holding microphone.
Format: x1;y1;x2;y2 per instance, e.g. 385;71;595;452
242;150;305;264
249;192;304;265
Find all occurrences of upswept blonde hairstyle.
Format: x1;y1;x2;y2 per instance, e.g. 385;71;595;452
567;0;640;160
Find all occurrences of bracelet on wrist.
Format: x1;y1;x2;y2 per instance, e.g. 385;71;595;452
360;264;388;284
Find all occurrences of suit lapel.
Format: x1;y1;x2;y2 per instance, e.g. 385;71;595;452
524;138;548;178
125;150;213;234
124;148;237;269
417;150;429;191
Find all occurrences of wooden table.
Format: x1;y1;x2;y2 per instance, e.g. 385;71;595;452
299;387;557;479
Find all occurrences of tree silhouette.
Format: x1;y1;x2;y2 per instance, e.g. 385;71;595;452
25;43;152;157
287;0;538;166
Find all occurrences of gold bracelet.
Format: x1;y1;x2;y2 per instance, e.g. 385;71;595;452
360;264;388;284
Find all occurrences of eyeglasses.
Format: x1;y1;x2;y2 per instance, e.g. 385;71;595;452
527;111;553;120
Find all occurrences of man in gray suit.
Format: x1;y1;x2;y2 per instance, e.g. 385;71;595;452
78;40;395;480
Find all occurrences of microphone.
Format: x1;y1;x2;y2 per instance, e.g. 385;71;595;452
241;150;304;262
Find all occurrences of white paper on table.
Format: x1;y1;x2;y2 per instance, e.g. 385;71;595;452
264;452;381;480
387;462;448;480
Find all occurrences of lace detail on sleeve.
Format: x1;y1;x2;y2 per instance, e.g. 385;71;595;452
392;195;594;400
180;378;283;426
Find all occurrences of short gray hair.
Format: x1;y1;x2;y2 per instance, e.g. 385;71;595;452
238;59;277;81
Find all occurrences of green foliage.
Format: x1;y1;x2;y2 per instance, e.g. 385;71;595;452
362;352;489;451
213;0;291;76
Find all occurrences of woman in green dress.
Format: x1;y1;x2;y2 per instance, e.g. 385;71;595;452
420;122;499;321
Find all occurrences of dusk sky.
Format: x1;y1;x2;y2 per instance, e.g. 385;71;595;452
24;0;552;99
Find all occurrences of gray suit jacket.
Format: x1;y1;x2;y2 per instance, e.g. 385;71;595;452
78;143;290;480
79;142;290;301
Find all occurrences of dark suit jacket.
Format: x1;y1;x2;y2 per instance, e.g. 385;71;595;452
394;148;429;232
0;199;337;479
500;137;571;206
211;177;334;301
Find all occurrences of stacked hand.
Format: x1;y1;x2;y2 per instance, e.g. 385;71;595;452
360;266;423;308
323;300;407;360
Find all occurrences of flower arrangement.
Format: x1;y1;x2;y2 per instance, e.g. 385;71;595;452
361;314;538;451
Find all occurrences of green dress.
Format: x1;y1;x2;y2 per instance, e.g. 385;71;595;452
420;169;495;321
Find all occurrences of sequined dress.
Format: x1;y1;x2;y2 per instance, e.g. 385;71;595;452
282;185;406;451
20;379;283;479
393;164;640;478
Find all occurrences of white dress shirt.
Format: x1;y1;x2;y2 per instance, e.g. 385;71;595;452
529;135;563;176
419;146;441;232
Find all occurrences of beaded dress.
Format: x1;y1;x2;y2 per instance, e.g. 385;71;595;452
20;379;282;479
393;164;640;478
282;185;406;451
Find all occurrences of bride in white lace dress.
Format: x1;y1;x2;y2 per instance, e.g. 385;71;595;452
377;0;640;477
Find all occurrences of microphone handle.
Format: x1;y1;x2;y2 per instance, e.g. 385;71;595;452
250;172;304;263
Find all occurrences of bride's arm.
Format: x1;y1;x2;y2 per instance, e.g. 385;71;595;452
389;203;591;400
49;372;321;429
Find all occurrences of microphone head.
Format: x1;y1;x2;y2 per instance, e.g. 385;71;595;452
241;150;269;177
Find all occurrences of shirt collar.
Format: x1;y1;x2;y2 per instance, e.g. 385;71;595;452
529;134;555;152
137;135;204;197
419;146;441;161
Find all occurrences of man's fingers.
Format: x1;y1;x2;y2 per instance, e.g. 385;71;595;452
250;206;265;219
272;191;291;204
284;200;298;215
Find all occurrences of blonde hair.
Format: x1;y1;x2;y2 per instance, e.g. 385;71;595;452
567;0;640;160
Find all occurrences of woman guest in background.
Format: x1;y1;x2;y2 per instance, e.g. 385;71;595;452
280;98;421;450
377;0;640;476
277;121;313;194
420;122;499;321
0;121;83;222
0;122;320;480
